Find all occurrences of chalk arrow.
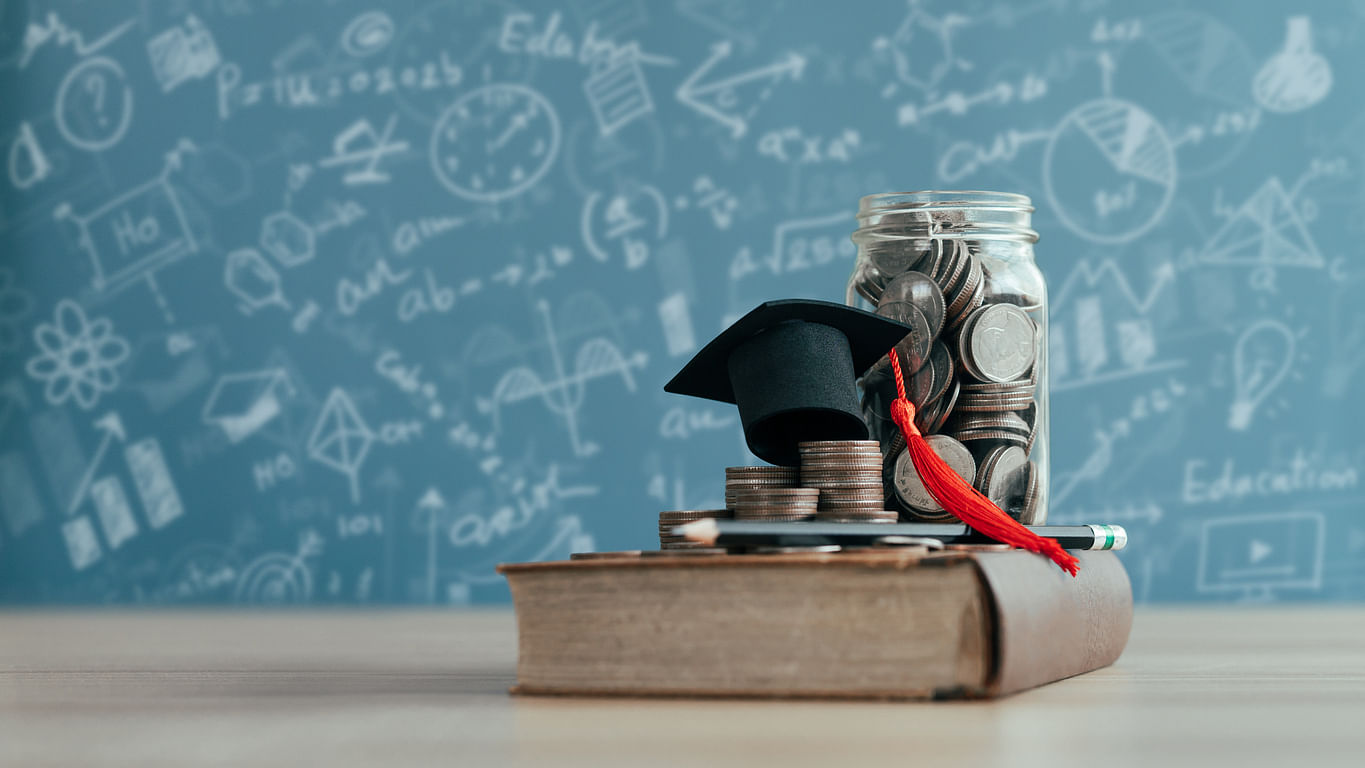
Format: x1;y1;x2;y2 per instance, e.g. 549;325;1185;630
418;486;446;509
94;411;126;441
68;412;127;514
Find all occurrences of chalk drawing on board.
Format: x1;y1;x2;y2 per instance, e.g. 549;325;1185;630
388;0;538;124
54;55;133;152
53;140;198;322
478;300;646;457
584;53;655;136
1049;260;1183;392
202;369;295;444
581;183;668;268
1196;511;1324;601
125;437;183;530
1120;11;1258;177
224;248;292;315
18;11;134;68
258;211;315;268
234;530;322;604
1253;17;1331;114
65;412;124;516
307;388;374;503
873;1;970;94
146;14;221;93
62;515;102;571
339;11;394;58
90;474;138;549
317;116;410;186
8;122;52;190
429;83;561;202
658;292;697;357
25;300;130;411
1228;319;1301;431
1042;98;1177;245
1199;177;1322;270
675;41;805;139
152;542;240;603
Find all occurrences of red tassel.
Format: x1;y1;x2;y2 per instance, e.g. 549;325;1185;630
887;347;1080;576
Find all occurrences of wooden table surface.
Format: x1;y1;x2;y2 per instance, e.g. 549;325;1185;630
2;608;1363;767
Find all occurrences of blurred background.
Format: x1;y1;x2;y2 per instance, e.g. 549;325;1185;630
0;0;1360;605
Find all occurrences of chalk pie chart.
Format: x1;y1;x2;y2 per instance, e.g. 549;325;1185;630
1043;98;1177;244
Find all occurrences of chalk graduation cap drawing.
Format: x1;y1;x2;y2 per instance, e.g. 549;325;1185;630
201;368;295;444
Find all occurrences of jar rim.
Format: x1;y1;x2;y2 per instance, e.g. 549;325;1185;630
857;190;1034;214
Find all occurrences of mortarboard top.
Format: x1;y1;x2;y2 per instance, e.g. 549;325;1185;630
664;299;911;466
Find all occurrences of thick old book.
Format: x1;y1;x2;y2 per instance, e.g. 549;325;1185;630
498;548;1132;699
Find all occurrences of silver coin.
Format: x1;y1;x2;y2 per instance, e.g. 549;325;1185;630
928;379;959;434
933;239;969;296
885;305;933;374
797;440;882;451
975;445;1028;510
963;304;1036;383
892;434;976;513
924;341;954;405
879;271;945;337
946;259;982;323
868;240;932;278
1016;461;1043;524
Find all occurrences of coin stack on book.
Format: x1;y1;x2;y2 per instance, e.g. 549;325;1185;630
724;466;799;508
658;509;731;550
854;238;1044;524
797;440;898;523
731;487;820;521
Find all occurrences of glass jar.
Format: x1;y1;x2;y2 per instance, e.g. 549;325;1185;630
847;191;1049;525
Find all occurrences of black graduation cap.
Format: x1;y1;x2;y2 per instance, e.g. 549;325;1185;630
665;298;912;466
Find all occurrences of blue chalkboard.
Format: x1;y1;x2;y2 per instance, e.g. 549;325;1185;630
0;0;1361;604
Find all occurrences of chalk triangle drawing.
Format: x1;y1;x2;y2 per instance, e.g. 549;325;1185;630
1200;177;1323;268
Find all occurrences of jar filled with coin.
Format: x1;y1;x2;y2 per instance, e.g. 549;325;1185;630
847;191;1048;525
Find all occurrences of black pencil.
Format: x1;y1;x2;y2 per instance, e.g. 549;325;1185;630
672;520;1127;551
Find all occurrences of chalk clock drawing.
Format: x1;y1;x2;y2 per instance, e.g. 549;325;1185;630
429;83;561;203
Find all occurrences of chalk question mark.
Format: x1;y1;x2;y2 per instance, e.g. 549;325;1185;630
84;72;107;126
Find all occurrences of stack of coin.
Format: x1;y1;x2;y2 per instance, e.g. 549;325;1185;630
798;440;898;523
724;466;799;510
852;234;1045;523
658;509;731;549
731;487;819;521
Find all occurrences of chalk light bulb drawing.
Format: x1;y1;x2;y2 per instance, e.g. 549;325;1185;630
1228;319;1295;431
